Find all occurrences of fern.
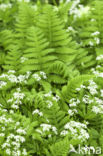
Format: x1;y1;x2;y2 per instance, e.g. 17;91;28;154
62;75;93;102
20;26;57;73
37;5;77;66
45;137;70;156
3;45;21;71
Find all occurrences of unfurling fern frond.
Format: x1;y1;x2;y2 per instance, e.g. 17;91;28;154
20;26;57;73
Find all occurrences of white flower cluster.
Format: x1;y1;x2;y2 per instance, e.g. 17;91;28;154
70;0;80;15
91;68;101;77
68;98;79;116
46;100;53;108
88;80;98;95
92;105;103;114
69;98;80;107
76;80;98;95
2;133;27;156
68;109;78;116
32;73;41;81
91;31;100;36
0;110;27;156
44;91;60;103
82;95;93;104
67;26;75;32
0;71;31;84
32;71;47;81
44;91;52;97
0;3;12;11
64;121;89;141
96;55;103;61
20;57;28;63
0;114;13;124
89;34;100;46
7;88;25;109
89;41;94;46
0;81;7;88
69;0;90;19
32;109;43;116
76;84;86;91
94;37;100;44
60;130;68;136
40;124;58;135
40;71;47;79
92;97;103;114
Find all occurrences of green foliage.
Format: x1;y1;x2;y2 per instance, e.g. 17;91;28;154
0;0;103;156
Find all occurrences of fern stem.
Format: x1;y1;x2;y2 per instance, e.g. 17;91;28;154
52;0;57;6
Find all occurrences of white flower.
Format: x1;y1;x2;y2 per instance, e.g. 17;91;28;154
0;81;7;88
13;92;25;100
6;149;11;155
44;91;52;97
18;75;26;83
91;19;96;22
32;73;41;81
0;133;5;137
10;110;14;114
80;129;89;139
40;71;47;79
32;109;43;116
52;126;58;134
96;55;103;60
8;70;15;73
8;74;18;83
40;124;51;131
2;143;10;149
7;98;13;103
100;90;103;97
22;148;27;155
46;100;53;108
89;41;94;46
0;3;12;11
16;122;20;126
48;134;52;138
11;104;19;109
68;109;74;116
67;26;75;32
20;57;28;63
53;95;60;102
92;106;100;114
16;128;26;135
91;31;100;36
94;37;100;44
60;130;68;136
0;73;8;78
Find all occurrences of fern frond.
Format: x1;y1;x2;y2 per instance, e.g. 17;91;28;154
62;75;93;102
37;5;77;65
20;26;57;73
45;137;70;156
3;45;21;71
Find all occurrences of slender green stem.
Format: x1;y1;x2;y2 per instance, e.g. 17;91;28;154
52;0;57;6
